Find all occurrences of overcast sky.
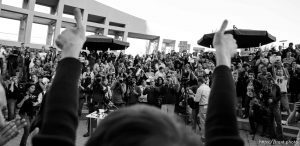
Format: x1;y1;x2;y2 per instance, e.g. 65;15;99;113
0;0;299;55
98;0;300;54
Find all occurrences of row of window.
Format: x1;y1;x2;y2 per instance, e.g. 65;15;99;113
0;17;121;45
1;0;125;27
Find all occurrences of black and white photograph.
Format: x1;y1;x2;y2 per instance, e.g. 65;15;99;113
0;0;300;145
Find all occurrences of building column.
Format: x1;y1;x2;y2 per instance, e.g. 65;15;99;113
53;20;62;47
18;16;27;43
53;0;64;47
103;18;109;36
27;0;36;10
46;24;55;45
148;37;159;54
82;8;88;30
23;14;34;44
103;28;109;36
122;31;128;41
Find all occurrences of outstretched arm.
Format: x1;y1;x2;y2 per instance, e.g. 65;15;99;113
32;8;86;146
205;20;244;146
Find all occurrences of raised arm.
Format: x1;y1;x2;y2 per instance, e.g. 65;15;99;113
205;20;244;146
32;8;86;146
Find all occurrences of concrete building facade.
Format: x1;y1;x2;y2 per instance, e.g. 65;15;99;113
0;0;160;51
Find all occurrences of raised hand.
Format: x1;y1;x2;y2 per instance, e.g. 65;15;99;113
213;20;237;68
55;8;86;59
0;118;26;146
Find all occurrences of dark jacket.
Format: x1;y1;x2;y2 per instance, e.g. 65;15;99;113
126;86;141;105
7;83;22;100
143;86;159;106
244;79;262;98
161;84;179;104
206;66;244;146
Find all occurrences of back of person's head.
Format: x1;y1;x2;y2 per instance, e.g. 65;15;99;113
197;77;205;85
85;105;201;146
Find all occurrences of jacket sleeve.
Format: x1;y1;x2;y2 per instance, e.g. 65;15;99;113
205;66;244;146
273;85;281;103
32;58;82;146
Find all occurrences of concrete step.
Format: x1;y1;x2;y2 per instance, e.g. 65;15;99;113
237;117;299;138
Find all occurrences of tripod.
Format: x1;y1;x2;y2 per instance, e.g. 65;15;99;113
179;82;201;131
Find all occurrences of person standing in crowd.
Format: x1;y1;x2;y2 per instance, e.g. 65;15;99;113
190;77;211;141
282;43;296;59
155;66;166;79
257;65;272;91
0;44;7;74
125;78;141;105
283;51;295;69
244;72;261;119
6;76;22;121
160;75;180;115
6;48;19;77
256;52;269;73
30;59;44;77
265;77;283;140
272;64;291;115
143;78;159;107
17;84;37;146
138;79;147;104
289;62;300;102
247;72;263;134
111;77;126;108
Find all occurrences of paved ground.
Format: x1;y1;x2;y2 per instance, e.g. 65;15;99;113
5;119;297;146
5;120;89;146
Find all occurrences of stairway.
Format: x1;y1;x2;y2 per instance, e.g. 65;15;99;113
237;102;300;138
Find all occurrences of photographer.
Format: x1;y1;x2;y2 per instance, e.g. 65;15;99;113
160;75;180;115
143;78;159;107
125;78;141;106
111;77;126;108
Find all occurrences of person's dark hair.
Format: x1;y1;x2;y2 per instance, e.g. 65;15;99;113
85;105;201;146
156;77;164;86
197;77;205;84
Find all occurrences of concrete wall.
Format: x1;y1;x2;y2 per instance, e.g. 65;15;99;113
0;0;154;49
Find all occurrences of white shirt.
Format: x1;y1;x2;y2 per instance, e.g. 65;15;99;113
194;84;211;105
275;75;288;93
0;48;7;59
82;71;95;81
139;85;147;102
155;71;166;79
34;91;46;106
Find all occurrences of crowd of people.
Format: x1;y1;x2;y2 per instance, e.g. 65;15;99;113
1;40;300;145
0;9;299;146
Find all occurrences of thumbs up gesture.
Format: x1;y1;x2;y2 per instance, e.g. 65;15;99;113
213;20;237;68
55;8;86;59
